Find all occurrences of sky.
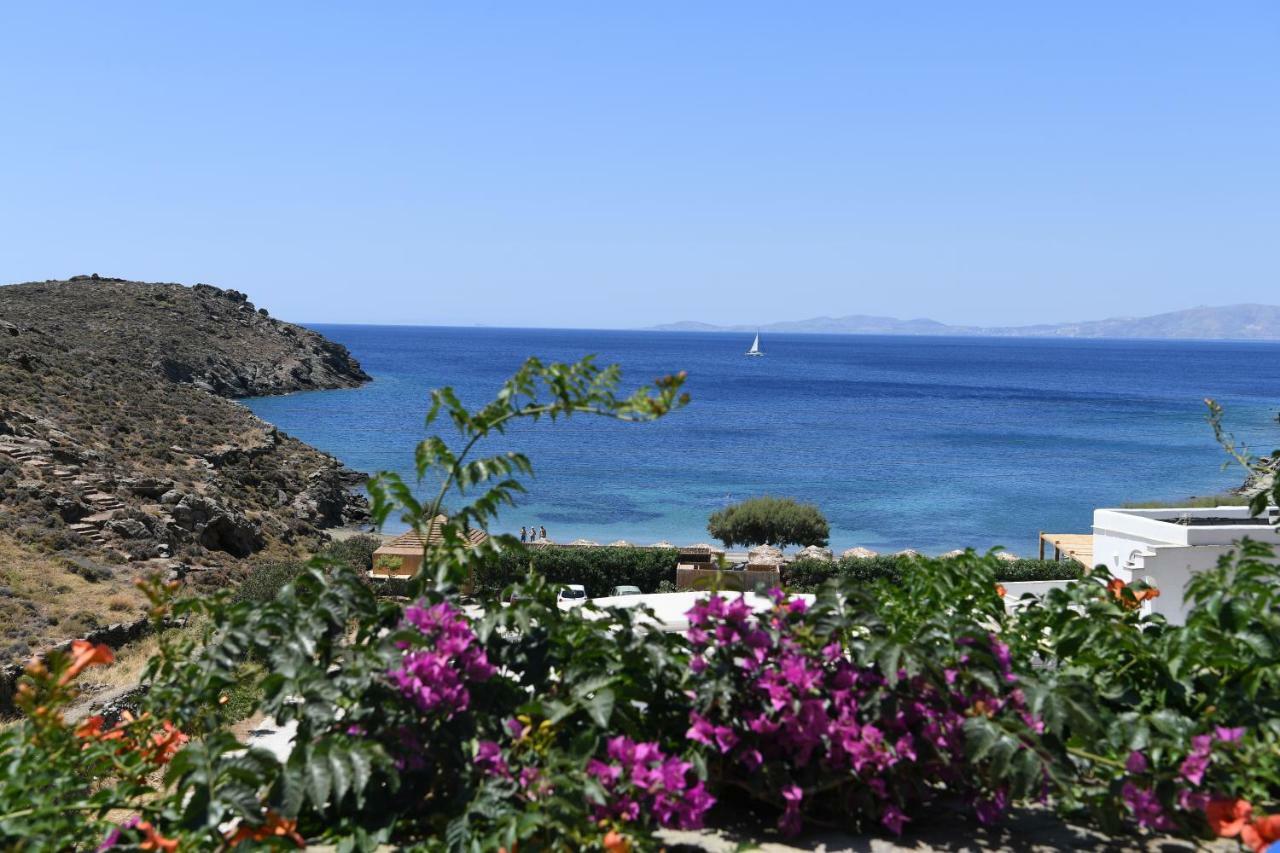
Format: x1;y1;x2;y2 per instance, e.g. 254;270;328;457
1;3;1277;329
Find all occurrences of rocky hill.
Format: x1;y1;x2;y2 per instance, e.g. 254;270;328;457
0;276;372;662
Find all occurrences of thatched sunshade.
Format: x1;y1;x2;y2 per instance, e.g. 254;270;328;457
685;542;726;554
841;547;879;559
607;540;633;547
650;540;676;549
994;551;1020;562
940;549;966;559
794;545;833;562
893;548;922;559
569;538;600;547
746;544;785;568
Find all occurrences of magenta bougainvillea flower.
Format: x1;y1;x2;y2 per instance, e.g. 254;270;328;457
389;601;495;718
586;736;715;830
683;591;1035;836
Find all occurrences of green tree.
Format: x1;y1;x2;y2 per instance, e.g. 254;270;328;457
706;495;829;548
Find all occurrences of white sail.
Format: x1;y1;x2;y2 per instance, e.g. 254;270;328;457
746;331;763;356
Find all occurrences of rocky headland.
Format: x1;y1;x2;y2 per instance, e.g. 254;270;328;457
0;276;372;662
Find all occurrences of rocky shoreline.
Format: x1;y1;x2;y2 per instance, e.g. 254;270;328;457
0;276;373;662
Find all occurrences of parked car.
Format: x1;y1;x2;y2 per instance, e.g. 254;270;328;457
609;585;642;597
557;584;588;607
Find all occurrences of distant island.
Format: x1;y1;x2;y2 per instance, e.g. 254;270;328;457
652;304;1280;341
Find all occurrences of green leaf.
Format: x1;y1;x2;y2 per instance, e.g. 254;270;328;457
583;688;616;728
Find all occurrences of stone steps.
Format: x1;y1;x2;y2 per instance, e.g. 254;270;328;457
85;492;126;512
68;522;107;545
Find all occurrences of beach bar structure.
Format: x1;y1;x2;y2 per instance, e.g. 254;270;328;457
675;543;781;592
1038;532;1094;568
371;515;488;578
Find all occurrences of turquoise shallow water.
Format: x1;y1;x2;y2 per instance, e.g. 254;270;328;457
243;327;1280;554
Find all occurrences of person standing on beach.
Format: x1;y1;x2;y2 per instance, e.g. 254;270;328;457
520;526;527;543
540;525;547;541
530;523;539;541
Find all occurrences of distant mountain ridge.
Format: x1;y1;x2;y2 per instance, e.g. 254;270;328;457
652;304;1280;341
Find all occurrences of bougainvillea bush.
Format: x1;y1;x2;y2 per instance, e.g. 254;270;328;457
684;554;1052;837
1;358;1278;851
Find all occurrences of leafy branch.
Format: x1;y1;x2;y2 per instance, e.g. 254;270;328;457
366;356;689;591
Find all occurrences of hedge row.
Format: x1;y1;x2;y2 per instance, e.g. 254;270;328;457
471;547;681;599
784;556;1083;593
466;548;1083;600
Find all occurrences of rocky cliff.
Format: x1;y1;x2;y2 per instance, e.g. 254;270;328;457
0;275;369;397
0;276;372;661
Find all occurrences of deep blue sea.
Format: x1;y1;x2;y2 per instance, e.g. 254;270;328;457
243;327;1280;555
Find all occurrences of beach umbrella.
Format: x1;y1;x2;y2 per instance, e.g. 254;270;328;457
893;548;922;559
995;551;1020;562
569;538;600;547
607;539;633;547
795;545;833;562
940;549;966;559
746;545;785;568
841;547;879;559
650;540;676;548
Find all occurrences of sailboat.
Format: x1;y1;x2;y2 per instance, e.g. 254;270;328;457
745;331;763;357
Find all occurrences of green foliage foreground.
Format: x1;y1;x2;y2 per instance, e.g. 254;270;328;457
1;357;1278;852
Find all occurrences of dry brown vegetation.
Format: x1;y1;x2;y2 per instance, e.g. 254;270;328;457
0;533;148;661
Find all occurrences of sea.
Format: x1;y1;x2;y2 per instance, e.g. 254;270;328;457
243;327;1280;555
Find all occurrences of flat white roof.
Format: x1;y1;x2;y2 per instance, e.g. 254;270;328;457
1095;506;1280;547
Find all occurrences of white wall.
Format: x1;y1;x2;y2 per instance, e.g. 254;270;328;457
1092;507;1279;624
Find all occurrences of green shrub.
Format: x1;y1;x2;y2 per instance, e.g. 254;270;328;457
318;534;381;572
785;555;1081;592
994;558;1085;583
234;560;306;603
472;546;679;599
707;495;829;548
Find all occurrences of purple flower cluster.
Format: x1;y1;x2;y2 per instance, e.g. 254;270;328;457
586;736;716;830
1122;781;1176;831
685;591;1032;836
474;735;553;801
389;601;495;718
1119;726;1248;831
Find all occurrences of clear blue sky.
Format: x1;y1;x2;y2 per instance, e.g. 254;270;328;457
1;3;1276;328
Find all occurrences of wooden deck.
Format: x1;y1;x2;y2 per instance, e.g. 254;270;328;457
1038;532;1094;568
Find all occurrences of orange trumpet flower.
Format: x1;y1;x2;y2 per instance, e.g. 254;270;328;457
226;811;305;847
59;640;115;685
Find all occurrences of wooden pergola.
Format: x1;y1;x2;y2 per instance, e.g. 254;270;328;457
1038;532;1094;569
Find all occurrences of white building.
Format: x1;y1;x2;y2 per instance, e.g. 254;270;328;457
1092;505;1280;623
